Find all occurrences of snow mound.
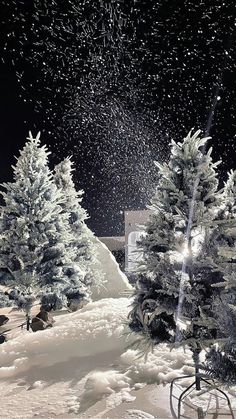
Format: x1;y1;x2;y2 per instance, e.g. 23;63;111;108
91;238;132;300
85;369;132;396
78;343;194;416
0;297;132;378
120;346;193;385
79;369;135;412
123;410;155;419
0;297;236;418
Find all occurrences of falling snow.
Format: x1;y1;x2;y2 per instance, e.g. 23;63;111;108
1;0;235;235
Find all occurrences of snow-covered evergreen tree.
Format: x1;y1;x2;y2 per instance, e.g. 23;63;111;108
54;157;103;306
204;170;236;383
0;132;76;305
129;130;225;354
206;170;236;340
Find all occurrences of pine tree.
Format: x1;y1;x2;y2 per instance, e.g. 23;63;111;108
204;170;236;384
54;157;103;307
206;170;236;343
129;130;225;357
0;132;75;308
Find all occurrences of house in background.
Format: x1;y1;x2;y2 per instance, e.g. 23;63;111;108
124;210;152;270
99;236;126;271
100;209;152;271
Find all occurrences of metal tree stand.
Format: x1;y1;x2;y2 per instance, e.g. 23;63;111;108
170;350;235;419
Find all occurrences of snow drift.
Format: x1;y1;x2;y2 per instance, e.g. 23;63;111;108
0;297;235;418
91;238;132;300
0;298;132;378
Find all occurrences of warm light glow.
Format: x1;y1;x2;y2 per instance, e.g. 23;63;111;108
172;230;204;263
181;243;189;258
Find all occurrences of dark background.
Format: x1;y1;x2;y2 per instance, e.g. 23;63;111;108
0;0;235;236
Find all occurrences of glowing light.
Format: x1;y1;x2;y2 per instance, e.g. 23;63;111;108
181;243;190;259
173;229;203;263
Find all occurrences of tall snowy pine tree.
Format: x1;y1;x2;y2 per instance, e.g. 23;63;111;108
129;130;226;357
0;132;78;309
54;157;103;307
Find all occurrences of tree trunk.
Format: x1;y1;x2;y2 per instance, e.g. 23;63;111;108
26;312;31;331
192;347;201;390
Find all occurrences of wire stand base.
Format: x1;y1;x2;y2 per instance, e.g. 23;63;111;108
170;374;235;419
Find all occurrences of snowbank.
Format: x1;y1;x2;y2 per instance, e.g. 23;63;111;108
91;238;132;300
81;344;193;404
120;346;193;385
0;297;132;378
0;296;235;418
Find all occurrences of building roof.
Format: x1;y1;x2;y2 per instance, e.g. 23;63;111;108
99;236;125;251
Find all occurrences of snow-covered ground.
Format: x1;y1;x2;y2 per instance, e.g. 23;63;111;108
0;297;236;418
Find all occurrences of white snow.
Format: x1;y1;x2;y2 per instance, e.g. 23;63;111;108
122;410;155;419
0;298;131;378
91;238;133;300
0;297;235;418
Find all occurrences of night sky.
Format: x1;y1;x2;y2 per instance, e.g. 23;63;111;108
0;0;235;236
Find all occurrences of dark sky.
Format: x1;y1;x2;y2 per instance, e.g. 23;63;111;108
0;0;235;236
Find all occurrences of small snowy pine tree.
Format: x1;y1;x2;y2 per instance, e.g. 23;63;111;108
54;157;103;306
0;132;75;308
